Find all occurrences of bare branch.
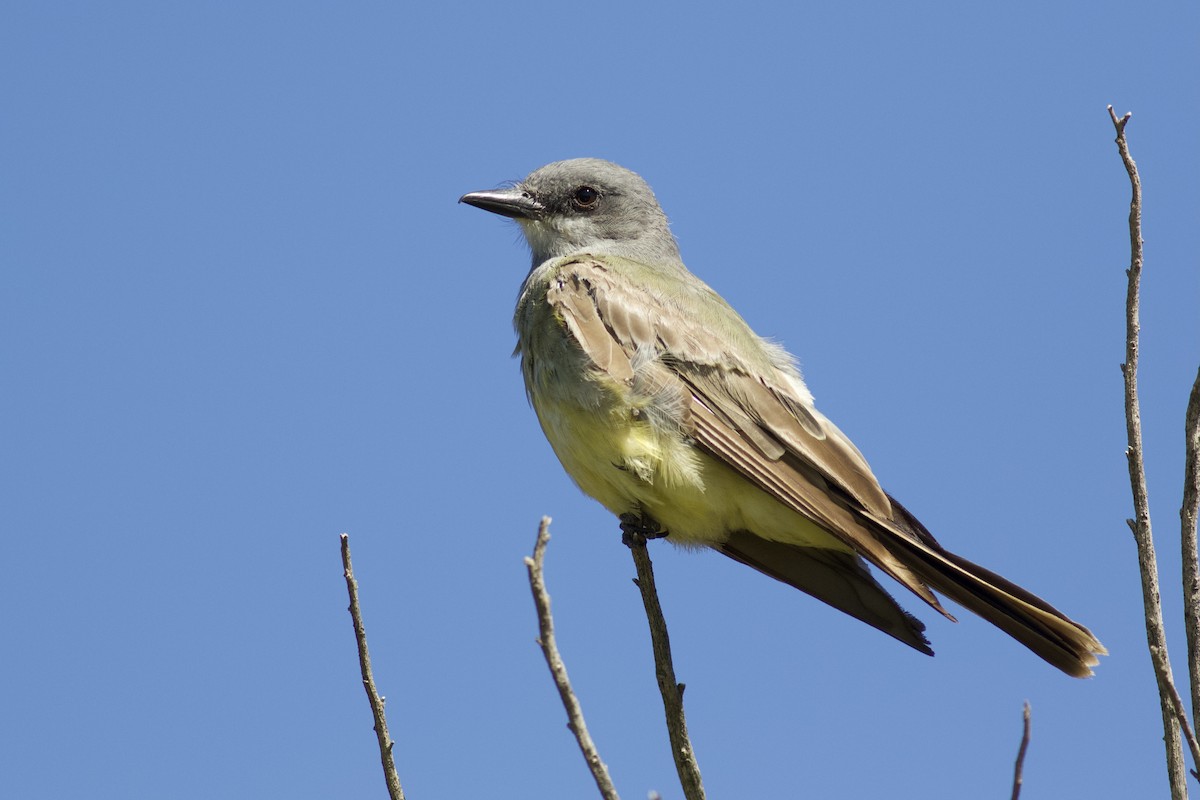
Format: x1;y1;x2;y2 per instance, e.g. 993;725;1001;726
340;534;405;800
524;518;621;800
625;532;706;800
1108;105;1192;797
1010;702;1031;800
1182;366;1200;739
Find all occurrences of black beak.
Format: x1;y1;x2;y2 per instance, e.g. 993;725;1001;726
458;187;544;220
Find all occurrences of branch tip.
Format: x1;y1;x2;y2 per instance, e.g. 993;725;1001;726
1011;701;1032;800
1107;105;1131;133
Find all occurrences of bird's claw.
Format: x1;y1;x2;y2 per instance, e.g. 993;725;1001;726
619;513;668;546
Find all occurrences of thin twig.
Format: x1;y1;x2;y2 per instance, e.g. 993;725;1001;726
1109;105;1192;797
1182;365;1200;741
1011;702;1031;800
1150;641;1200;781
524;518;621;800
340;533;405;800
626;533;706;800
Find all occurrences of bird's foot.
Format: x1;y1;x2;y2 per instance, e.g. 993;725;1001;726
619;513;668;546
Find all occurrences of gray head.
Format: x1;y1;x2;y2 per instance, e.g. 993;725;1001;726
460;158;683;267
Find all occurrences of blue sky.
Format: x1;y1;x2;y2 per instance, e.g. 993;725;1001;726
4;3;1199;797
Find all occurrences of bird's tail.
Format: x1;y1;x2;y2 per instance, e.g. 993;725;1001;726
885;498;1107;678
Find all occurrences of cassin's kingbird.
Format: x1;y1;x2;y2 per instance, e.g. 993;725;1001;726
461;158;1105;677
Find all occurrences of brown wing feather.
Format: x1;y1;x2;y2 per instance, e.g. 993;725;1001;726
548;273;634;382
688;400;947;612
572;258;895;516
682;368;892;516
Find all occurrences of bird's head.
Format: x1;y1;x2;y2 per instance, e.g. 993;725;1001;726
460;158;682;267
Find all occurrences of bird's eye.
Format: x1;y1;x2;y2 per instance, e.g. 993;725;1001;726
572;185;600;209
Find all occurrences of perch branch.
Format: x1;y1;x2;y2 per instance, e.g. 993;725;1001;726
625;532;706;800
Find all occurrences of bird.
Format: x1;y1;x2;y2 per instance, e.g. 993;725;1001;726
460;158;1105;677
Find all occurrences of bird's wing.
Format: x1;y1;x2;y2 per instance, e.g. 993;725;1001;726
544;256;1106;675
545;256;946;609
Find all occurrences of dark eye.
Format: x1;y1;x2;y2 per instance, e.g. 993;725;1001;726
572;185;600;209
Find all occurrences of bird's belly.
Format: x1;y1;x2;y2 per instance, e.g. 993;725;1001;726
532;393;849;553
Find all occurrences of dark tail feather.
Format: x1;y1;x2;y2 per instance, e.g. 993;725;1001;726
718;531;934;656
885;498;1106;678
